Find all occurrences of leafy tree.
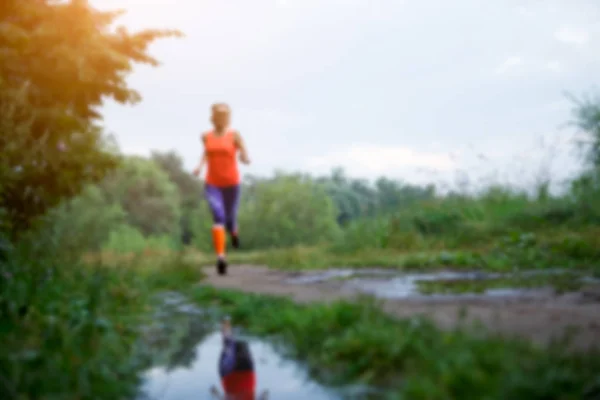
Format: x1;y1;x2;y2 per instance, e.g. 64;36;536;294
375;177;435;212
316;168;436;224
151;151;201;208
565;91;600;219
317;168;370;223
151;151;203;244
0;0;181;238
44;185;127;255
101;156;182;237
569;91;600;168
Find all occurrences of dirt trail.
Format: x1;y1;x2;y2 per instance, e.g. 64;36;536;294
201;265;600;351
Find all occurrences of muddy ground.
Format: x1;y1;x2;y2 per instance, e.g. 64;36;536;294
200;265;600;351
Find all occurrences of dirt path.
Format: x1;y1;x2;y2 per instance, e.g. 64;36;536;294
201;265;600;351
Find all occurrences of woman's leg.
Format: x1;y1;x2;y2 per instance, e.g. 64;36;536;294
222;185;241;248
204;184;228;273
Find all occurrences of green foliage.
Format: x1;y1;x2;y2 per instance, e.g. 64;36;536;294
0;236;202;399
101;156;182;237
103;224;148;253
238;173;341;249
569;90;600;168
331;217;393;251
103;224;179;254
0;1;186;398
0;0;180;238
191;287;600;400
44;185;127;257
150;151;202;210
188;205;214;252
151;151;203;244
317;167;435;224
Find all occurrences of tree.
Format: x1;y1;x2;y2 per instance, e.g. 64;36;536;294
43;185;127;255
151;151;201;208
0;0;181;238
151;151;203;245
100;156;182;237
316;168;436;224
375;177;435;212
569;91;600;169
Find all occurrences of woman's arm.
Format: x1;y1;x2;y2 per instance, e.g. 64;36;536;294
192;152;206;177
193;133;207;177
234;131;251;165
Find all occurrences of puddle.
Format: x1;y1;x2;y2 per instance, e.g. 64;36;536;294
138;332;342;400
286;269;396;285
286;269;596;300
137;292;357;400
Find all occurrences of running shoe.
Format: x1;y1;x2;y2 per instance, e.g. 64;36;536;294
217;258;228;275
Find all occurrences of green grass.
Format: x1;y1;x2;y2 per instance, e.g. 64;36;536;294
327;189;600;271
182;229;600;275
0;248;203;399
188;286;600;400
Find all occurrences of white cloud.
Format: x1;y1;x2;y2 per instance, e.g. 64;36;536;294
495;56;523;74
306;144;455;177
554;26;589;46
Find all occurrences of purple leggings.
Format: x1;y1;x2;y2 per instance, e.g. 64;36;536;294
204;184;241;233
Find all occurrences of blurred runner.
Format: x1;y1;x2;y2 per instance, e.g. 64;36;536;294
193;103;251;275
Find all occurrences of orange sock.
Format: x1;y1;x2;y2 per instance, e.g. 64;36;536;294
212;225;226;258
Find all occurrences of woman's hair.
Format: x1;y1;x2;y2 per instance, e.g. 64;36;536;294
212;103;230;113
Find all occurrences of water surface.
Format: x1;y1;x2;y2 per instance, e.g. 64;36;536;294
139;332;341;400
138;292;344;400
286;268;595;300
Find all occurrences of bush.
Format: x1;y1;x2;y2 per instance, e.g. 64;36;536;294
0;231;201;399
100;157;182;238
43;186;127;257
237;174;341;249
102;225;179;254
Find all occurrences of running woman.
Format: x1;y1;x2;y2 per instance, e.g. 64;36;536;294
193;103;251;275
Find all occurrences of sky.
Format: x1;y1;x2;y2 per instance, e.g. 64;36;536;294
91;0;600;192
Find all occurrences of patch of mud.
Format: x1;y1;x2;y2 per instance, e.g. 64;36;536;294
201;265;600;350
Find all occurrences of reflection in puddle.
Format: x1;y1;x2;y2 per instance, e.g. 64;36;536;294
137;292;345;400
139;332;341;400
287;269;596;300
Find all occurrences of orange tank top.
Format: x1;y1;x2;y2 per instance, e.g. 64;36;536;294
203;129;240;187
